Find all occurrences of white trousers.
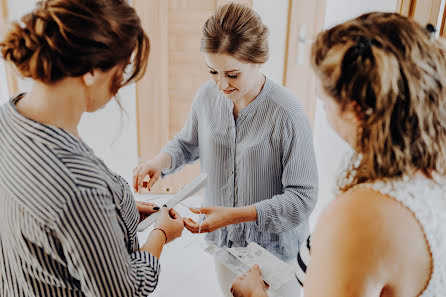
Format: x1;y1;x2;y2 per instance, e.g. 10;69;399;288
214;257;302;297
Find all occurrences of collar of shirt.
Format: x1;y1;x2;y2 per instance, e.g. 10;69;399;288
233;76;273;121
5;93;93;155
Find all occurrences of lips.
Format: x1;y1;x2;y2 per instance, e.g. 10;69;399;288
223;89;236;94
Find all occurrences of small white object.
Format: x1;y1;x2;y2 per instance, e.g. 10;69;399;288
137;173;208;232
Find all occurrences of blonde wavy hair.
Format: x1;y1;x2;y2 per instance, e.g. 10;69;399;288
311;12;446;191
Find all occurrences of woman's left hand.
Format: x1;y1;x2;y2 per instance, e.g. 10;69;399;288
230;265;269;297
136;201;159;222
183;206;234;233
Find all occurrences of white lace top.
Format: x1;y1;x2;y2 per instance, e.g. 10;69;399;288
296;174;446;296
358;174;446;297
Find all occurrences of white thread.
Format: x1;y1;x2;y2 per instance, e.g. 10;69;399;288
179;202;205;248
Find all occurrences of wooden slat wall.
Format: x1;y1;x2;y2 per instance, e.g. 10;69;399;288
441;4;446;37
134;0;169;162
396;0;414;16
397;0;443;26
413;0;442;26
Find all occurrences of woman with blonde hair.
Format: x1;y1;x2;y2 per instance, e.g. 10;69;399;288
133;2;318;296
0;0;184;296
231;12;446;297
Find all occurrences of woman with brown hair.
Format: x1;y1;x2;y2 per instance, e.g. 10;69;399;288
133;2;318;296
231;12;446;297
0;0;184;296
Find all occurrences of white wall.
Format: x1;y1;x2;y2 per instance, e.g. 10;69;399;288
310;0;398;229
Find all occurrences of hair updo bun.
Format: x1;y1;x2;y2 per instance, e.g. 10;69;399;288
1;0;149;87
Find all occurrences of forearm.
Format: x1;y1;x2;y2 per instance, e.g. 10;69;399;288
230;205;258;224
251;288;269;297
140;229;166;259
153;152;172;172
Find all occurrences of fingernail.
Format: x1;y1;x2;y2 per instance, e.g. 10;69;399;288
162;204;167;208
138;186;141;192
153;206;160;211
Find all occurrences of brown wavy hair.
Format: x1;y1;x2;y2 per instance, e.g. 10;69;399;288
311;12;446;191
0;0;149;92
201;2;269;64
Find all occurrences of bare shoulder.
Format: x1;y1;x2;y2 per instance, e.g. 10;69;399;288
310;186;431;296
317;187;427;244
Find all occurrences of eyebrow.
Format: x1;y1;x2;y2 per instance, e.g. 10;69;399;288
206;64;240;73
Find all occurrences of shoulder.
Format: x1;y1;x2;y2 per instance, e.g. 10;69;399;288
312;186;430;278
265;79;310;129
194;80;218;102
267;79;304;113
54;148;110;194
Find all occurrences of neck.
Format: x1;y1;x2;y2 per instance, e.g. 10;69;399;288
16;79;87;137
233;73;266;114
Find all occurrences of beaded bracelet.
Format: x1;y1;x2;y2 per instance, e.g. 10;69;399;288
152;228;168;244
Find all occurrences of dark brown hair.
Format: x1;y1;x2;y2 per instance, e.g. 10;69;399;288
311;12;446;191
201;2;269;64
1;0;149;91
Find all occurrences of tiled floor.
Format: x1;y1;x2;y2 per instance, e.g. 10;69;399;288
135;193;224;297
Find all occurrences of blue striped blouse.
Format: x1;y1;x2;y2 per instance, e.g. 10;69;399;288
162;77;318;260
0;95;160;296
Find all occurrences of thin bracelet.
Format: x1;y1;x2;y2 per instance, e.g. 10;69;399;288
152;228;167;244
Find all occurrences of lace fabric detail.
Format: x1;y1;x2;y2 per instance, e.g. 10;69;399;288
356;174;446;297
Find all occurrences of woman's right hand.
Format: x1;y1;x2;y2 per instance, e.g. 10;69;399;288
154;207;184;244
133;160;162;192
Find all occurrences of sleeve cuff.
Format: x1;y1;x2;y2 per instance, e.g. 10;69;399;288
130;251;161;294
160;150;177;177
254;200;270;232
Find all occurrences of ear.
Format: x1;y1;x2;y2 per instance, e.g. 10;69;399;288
349;101;364;122
82;71;96;87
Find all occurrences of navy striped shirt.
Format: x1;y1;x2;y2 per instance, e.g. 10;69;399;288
162;77;318;260
0;94;160;296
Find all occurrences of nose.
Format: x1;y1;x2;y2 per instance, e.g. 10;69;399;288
217;75;229;91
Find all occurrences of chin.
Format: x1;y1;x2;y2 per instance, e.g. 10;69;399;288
222;91;239;100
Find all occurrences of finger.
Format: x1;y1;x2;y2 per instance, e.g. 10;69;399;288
184;224;196;233
252;265;263;277
189;208;202;214
140;205;159;215
158;206;170;219
183;217;197;224
136;201;156;209
133;166;142;191
147;172;160;189
137;201;157;207
137;169;150;190
169;208;182;220
183;218;199;232
184;222;198;233
198;221;211;232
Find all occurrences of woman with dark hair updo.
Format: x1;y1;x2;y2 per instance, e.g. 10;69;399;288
231;12;446;297
133;3;318;296
0;0;185;296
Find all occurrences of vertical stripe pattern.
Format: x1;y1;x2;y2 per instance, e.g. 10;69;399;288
0;95;160;297
161;78;319;260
